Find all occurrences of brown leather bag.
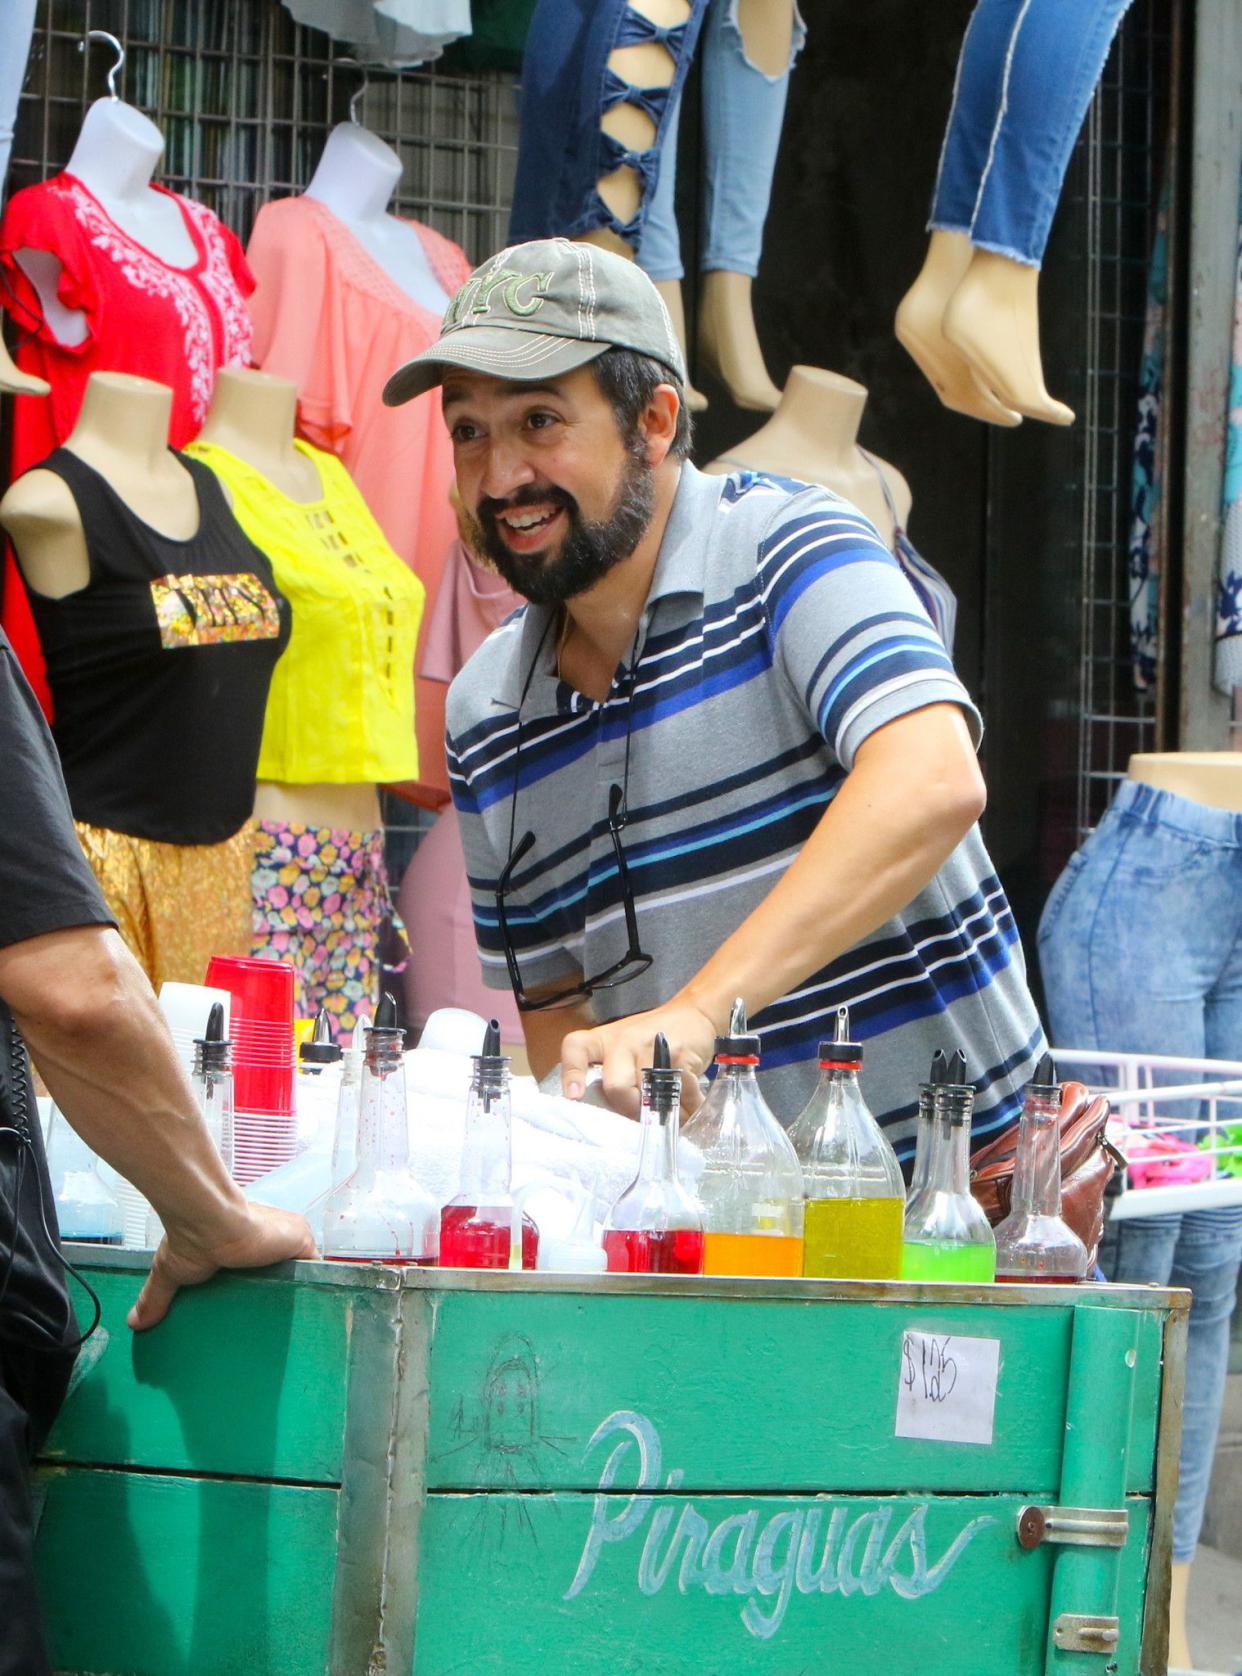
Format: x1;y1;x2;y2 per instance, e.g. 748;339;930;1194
969;1081;1121;1268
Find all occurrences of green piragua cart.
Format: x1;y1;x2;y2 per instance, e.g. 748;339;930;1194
34;1254;1186;1675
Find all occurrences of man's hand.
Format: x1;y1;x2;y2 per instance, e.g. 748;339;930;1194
560;999;718;1117
128;1203;318;1331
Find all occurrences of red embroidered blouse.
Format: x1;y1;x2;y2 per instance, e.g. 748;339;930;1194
0;173;254;711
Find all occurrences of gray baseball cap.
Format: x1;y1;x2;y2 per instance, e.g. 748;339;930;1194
382;238;687;407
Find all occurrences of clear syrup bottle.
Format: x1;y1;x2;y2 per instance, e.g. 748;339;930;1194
682;999;804;1276
901;1052;997;1281
788;1006;904;1280
296;1005;343;1149
905;1049;949;1216
603;1034;705;1275
994;1055;1088;1284
321;993;438;1266
148;1000;237;1245
194;1000;235;1176
45;1103;124;1246
439;1019;538;1270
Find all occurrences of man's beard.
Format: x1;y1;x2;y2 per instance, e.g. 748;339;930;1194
465;442;656;607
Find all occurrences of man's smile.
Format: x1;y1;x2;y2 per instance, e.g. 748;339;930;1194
494;502;566;553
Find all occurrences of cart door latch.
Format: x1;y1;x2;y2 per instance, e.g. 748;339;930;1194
1016;1504;1130;1549
1052;1614;1121;1654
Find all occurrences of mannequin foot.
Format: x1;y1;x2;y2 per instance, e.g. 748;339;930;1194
895;241;1022;427
0;335;49;398
698;270;782;412
942;250;1074;426
652;278;708;412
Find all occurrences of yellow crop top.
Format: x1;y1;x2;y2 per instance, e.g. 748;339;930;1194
186;439;424;784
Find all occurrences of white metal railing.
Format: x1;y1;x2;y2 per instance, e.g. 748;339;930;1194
1052;1048;1242;1220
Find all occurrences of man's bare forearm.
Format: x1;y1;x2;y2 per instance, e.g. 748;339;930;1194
676;705;986;1031
0;926;250;1244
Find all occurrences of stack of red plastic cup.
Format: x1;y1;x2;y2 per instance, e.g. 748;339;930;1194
204;956;297;1184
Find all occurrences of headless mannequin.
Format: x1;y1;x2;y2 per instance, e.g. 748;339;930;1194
703;366;912;540
1125;741;1242;1673
896;228;1072;427
1126;751;1242;813
585;0;791;412
195;367;384;835
12;97;194;350
304;122;449;314
0;372;197;598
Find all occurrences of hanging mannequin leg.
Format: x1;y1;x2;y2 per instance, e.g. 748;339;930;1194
579;0;697;259
942;250;1073;424
696;0;801;412
933;0;1131;424
895;232;1022;426
635;86;709;409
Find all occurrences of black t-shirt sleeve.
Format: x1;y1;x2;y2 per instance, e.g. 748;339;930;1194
0;633;114;950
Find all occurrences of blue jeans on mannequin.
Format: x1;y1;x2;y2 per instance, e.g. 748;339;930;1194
0;0;36;189
1039;779;1242;1562
508;0;709;249
637;0;805;283
930;0;1134;268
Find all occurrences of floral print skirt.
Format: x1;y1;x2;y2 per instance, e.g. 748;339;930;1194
251;820;400;1038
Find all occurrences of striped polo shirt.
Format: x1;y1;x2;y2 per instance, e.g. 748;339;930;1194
445;463;1045;1156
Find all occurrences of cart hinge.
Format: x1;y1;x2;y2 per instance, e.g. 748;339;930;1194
1053;1613;1121;1654
1016;1504;1130;1550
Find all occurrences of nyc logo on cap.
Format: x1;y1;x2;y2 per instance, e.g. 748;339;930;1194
444;268;554;329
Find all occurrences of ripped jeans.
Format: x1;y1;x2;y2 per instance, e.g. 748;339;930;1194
638;0;804;281
929;0;1134;267
0;0;36;186
509;0;709;250
510;0;802;270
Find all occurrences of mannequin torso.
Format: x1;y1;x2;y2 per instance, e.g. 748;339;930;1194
704;366;912;540
196;367;382;834
0;372;195;597
1126;752;1242;814
13;99;193;347
304;124;449;315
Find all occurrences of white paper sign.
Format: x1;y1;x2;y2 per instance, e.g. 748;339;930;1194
894;1330;1001;1447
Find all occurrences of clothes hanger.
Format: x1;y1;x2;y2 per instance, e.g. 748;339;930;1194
78;28;125;101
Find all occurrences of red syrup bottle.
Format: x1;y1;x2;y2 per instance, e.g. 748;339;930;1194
439;1019;538;1270
603;1033;705;1275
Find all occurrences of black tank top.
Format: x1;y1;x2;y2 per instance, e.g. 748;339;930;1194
26;449;291;844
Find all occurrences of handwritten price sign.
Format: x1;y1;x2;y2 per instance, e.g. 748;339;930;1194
894;1330;1001;1447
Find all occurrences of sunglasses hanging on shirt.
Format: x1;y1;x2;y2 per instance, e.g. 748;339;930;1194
496;612;653;1013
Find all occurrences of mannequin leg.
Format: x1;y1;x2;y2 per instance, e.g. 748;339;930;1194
696;0;803;411
0;0;49;397
654;280;709;410
940;0;1132;422
942;251;1074;424
635;90;709;409
895;231;1023;425
509;0;708;253
1167;1560;1192;1670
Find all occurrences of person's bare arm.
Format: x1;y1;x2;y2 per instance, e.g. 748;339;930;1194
0;924;316;1329
560;704;986;1115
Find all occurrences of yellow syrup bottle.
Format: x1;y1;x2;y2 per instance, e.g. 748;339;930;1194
787;1006;904;1280
682;1000;804;1278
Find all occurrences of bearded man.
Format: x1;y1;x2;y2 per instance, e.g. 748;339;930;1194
383;240;1044;1136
